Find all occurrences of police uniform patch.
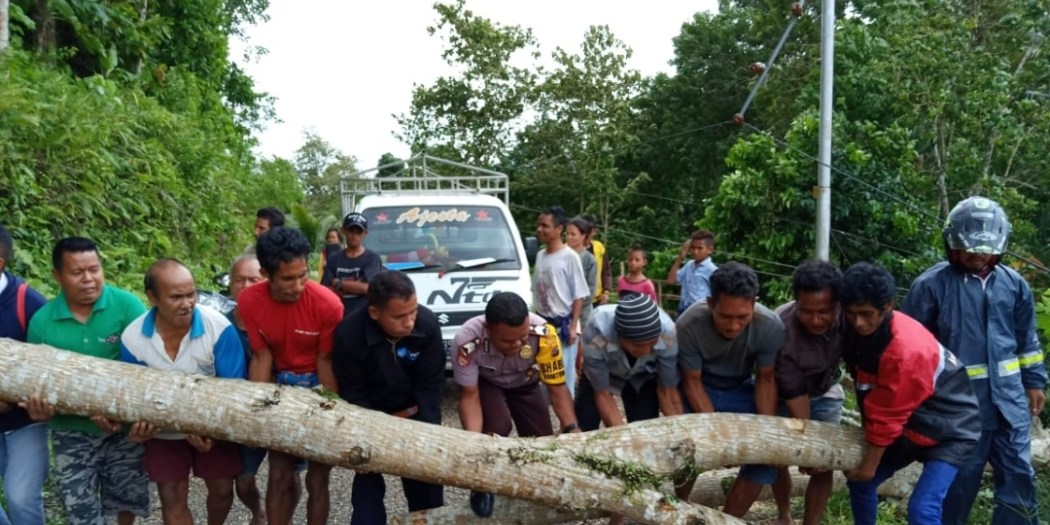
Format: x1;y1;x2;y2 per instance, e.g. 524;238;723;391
458;340;478;367
519;344;534;359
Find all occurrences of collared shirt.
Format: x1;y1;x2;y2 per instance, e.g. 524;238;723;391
27;284;147;433
773;301;844;400
237;280;344;374
676;257;717;308
331;305;445;424
120;306;246;439
451;313;565;389
582;305;680;395
676;301;784;390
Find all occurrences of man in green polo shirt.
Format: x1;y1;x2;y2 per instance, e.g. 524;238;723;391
23;237;150;525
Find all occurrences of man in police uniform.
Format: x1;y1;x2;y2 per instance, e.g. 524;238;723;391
452;291;579;517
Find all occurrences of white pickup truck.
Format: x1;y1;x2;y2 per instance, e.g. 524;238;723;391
340;154;538;357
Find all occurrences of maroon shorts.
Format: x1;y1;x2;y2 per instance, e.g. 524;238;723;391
144;438;242;483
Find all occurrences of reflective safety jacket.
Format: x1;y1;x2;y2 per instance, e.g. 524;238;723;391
903;261;1047;430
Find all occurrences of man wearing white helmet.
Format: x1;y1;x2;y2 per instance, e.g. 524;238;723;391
903;196;1047;525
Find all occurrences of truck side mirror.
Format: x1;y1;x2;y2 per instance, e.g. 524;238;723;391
525;236;539;266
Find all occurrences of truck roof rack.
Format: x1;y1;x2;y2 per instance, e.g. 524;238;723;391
340;153;509;216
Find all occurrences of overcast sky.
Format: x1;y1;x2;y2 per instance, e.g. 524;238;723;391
231;1;718;167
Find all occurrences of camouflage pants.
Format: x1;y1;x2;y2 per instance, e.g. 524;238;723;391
51;430;150;525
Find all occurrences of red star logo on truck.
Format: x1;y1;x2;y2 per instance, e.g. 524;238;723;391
375;213;389;224
475;210;490;221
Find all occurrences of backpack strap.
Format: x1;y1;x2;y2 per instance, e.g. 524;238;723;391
16;282;27;334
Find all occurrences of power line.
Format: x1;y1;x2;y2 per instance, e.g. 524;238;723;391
505;121;731;178
508;203;798;280
740;122;943;228
739;122;1050;275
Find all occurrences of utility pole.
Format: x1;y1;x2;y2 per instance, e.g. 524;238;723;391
815;0;835;261
0;0;10;52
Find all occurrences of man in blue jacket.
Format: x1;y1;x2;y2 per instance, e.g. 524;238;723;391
903;196;1047;525
0;223;49;525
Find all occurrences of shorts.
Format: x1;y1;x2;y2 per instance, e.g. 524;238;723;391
144;438;242;482
52;430;150;524
240;446;308;477
778;384;845;424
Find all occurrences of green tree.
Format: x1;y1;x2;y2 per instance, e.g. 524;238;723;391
697;0;1050;294
395;0;540;166
244;156;305;212
376;152;404;177
293;131;356;218
506;25;647;249
621;0;820;247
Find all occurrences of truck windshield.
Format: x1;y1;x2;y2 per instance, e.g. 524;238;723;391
362;205;522;272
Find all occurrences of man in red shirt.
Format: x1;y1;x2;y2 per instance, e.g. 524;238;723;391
839;262;980;525
238;227;344;525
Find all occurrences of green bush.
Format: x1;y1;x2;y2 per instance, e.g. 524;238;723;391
0;51;301;296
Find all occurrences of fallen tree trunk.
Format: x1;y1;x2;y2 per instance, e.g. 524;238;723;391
0;339;873;524
396;465;924;524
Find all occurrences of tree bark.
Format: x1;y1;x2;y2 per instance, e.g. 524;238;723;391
394;466;928;524
8;339;877;524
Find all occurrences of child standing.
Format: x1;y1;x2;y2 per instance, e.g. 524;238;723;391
617;246;659;305
667;230;717;315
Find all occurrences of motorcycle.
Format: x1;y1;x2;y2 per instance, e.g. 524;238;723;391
196;268;235;315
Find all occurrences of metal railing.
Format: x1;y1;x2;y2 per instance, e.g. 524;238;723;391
340;153;509;216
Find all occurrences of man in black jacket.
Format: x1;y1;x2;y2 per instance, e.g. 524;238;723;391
332;270;445;524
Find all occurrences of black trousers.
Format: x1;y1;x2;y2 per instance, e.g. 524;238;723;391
575;374;660;431
350;472;443;524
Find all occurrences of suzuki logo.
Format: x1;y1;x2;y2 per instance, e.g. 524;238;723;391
427;277;518;306
437;313;450;325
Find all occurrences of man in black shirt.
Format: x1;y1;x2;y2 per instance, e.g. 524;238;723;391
322;212;383;317
332;270;445;524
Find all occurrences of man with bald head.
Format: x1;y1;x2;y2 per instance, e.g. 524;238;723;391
119;258;246;525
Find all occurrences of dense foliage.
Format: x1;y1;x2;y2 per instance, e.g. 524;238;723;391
400;0;1050;304
0;0;303;295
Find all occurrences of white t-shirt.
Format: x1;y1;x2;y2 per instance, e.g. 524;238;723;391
532;246;591;319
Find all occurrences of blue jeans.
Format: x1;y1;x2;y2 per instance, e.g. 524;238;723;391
848;459;958;525
562;340;579;399
942;424;1038;525
705;383;777;485
0;423;49;525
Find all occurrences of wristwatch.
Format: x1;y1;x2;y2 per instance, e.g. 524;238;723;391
561;422;579;433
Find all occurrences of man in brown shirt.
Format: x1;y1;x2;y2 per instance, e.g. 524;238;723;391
770;260;846;525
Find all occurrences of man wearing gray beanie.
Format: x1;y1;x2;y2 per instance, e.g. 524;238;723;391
576;293;684;525
577;293;683;430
